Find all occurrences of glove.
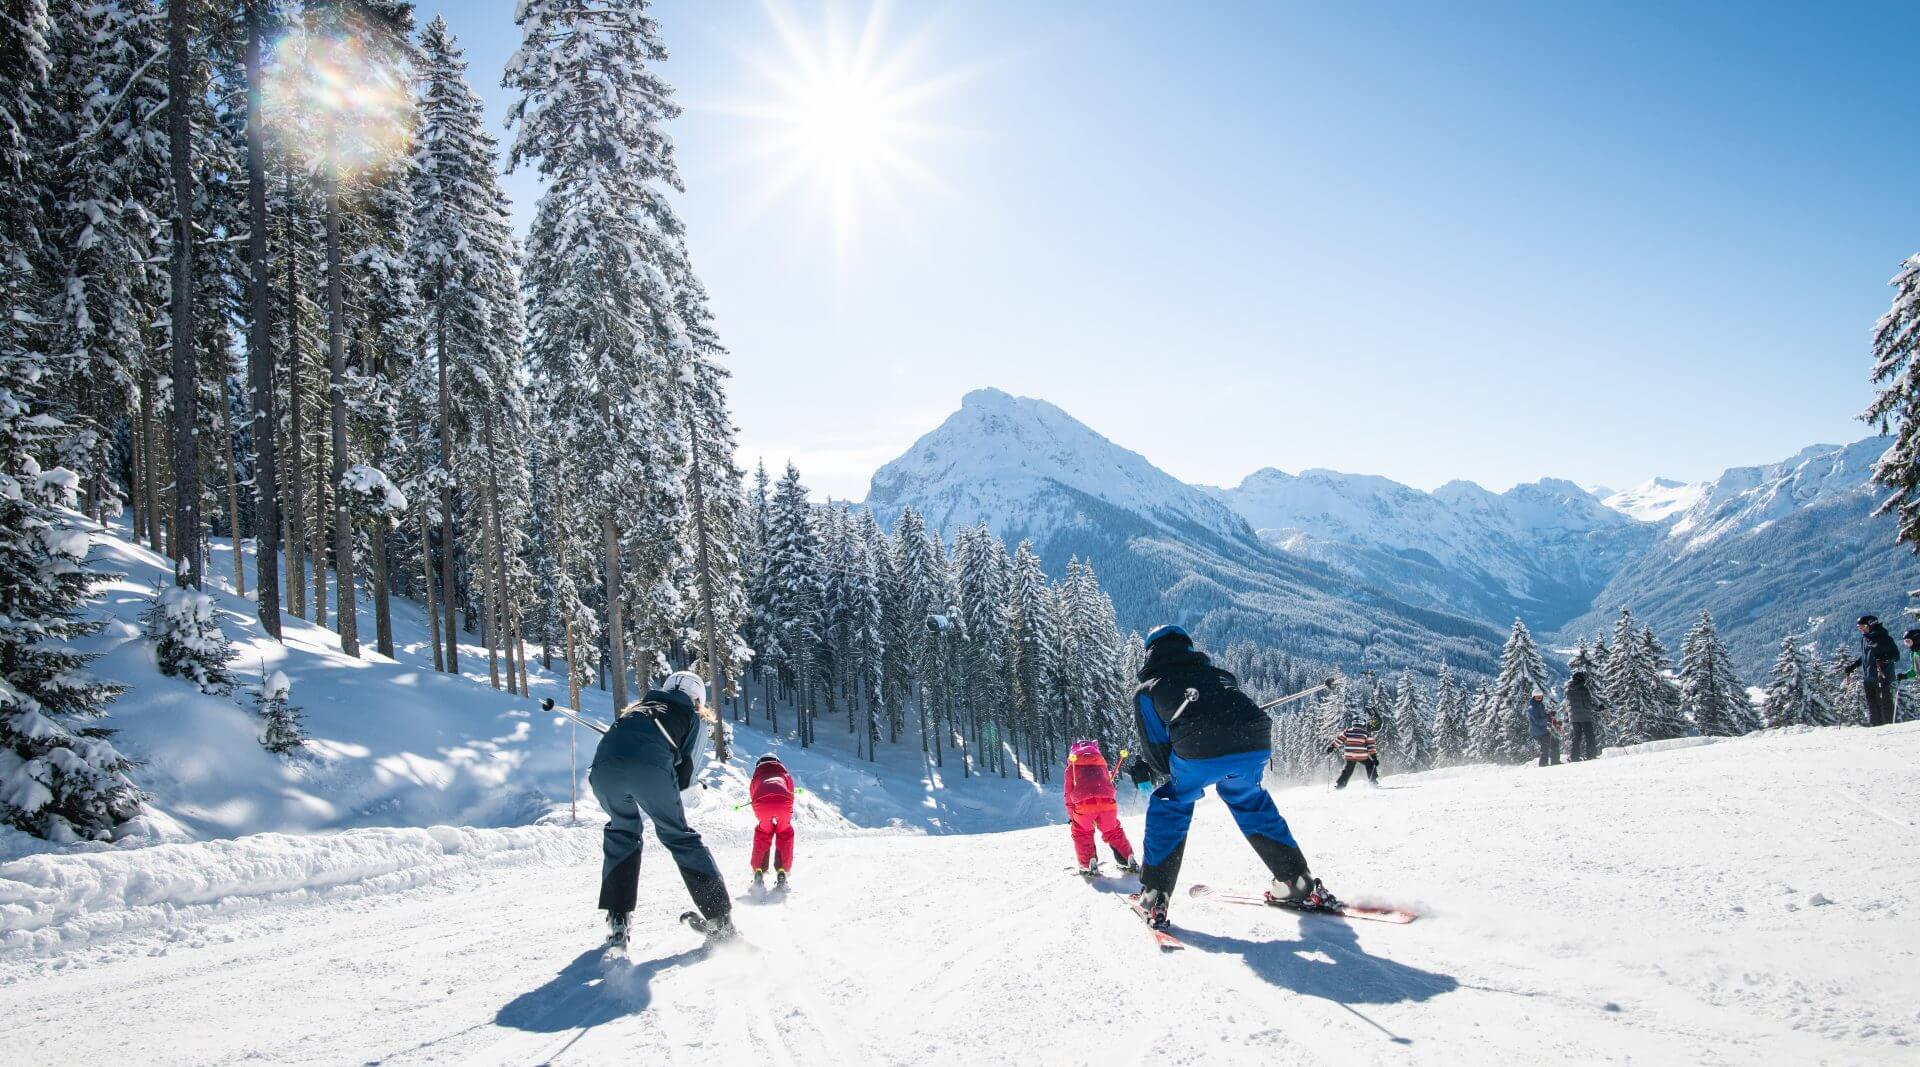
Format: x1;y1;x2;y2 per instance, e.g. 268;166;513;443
1844;662;1858;676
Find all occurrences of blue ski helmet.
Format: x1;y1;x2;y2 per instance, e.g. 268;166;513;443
1144;624;1190;649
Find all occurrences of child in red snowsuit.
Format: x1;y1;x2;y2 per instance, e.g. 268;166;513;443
1065;740;1137;873
749;755;795;888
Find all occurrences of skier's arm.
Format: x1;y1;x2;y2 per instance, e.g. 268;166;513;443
1135;691;1172;777
1844;655;1862;675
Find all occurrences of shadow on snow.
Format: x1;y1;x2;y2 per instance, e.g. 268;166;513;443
494;946;706;1035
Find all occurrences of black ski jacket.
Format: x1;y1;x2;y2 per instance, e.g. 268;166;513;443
1848;624;1901;682
1133;644;1270;776
592;688;702;789
1566;676;1600;724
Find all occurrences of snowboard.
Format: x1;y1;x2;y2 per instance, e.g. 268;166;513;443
1126;894;1186;951
1187;884;1417;925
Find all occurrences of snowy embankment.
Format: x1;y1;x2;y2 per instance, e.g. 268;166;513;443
20;517;1060;859
2;721;1915;1064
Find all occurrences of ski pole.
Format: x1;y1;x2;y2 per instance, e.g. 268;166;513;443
1261;677;1339;712
540;697;610;736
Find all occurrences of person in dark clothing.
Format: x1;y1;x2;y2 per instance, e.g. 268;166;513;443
1527;691;1560;766
1324;718;1379;788
590;670;735;949
1131;625;1337;929
1843;615;1902;727
1125;754;1158;799
1565;671;1601;762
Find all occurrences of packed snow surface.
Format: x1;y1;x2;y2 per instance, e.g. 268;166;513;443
4;722;1915;1064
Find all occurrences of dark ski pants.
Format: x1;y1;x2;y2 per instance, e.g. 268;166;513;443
1139;749;1309;898
1865;676;1896;727
1568;722;1598;761
1536;734;1561;766
590;756;730;920
1334;758;1378;788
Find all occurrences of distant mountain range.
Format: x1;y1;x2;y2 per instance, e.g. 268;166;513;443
863;388;1919;679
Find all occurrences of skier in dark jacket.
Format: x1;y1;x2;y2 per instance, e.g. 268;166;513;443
1843;615;1901;727
1565;671;1601;762
1131;625;1337;930
1526;691;1560;766
590;670;735;949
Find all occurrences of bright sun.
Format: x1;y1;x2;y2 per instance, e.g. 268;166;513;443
720;2;960;260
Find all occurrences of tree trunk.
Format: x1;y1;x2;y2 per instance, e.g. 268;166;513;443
284;185;306;620
480;477;501;690
597;396;627;712
371;518;393;658
682;392;730;760
244;0;280;638
323;176;356;655
311;418;326;628
139;369;162;552
127;410;144;539
219;384;245;597
481;412;507;690
167;0;200;589
421;502;442;671
435;303;458;674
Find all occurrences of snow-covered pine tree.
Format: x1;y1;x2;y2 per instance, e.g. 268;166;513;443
888;506;940;760
1430;666;1470;766
144;583;234;694
0;433;141;840
763;464;825;745
507;0;697;712
1387;672;1432;772
1762;635;1829;729
1475;619;1551;763
1678;610;1755;736
255;669;305;755
1825;645;1862;726
841;508;886;760
954;523;1011;775
1005;539;1053;778
1866;249;1920;547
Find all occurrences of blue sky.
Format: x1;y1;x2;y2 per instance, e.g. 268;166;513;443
416;0;1920;501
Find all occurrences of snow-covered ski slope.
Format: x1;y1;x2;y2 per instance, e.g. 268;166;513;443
5;723;1916;1064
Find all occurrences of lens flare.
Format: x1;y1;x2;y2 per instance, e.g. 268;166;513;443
264;29;411;181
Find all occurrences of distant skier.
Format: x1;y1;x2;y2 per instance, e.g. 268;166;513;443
1527;690;1560;766
590;670;736;950
1131;625;1337;930
1565;670;1601;762
1843;615;1902;726
1125;754;1158;799
1064;739;1138;875
748;754;796;890
1324;717;1379;788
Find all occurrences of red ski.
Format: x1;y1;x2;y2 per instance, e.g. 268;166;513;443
1126;894;1187;951
1187;884;1417;925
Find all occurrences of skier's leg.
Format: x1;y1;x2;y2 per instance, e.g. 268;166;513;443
1212;752;1311;886
588;762;644;915
1095;807;1134;863
1334;761;1355;789
774;817;794;871
750;817;773;872
1138;766;1206;896
1364;758;1378;783
1069;806;1097;867
1550;735;1562;765
632;760;731;921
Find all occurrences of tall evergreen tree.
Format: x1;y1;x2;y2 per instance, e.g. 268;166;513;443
1387;672;1431;772
1866;250;1920;547
1763;635;1833;729
1607;610;1689;744
1430;666;1470;766
1474;619;1550;762
1678;611;1755;737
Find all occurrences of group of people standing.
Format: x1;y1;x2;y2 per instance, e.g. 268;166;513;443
1525;672;1602;767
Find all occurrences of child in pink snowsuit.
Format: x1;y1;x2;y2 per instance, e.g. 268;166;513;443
749;755;795;884
1064;740;1136;872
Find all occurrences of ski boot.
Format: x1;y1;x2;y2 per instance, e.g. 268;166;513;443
773;869;789;891
1074;860;1101;879
1115;855;1141;875
1133;888;1171;931
681;910;741;944
751;868;767;890
603;910;632;952
1265;874;1339;913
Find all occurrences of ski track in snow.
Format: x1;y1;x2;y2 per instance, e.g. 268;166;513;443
5;725;1919;1064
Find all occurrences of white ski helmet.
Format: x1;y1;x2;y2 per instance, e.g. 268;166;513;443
661;670;707;706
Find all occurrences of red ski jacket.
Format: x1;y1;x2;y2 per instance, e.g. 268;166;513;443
750;760;794;808
1063;742;1117;813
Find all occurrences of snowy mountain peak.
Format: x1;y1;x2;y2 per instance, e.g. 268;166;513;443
1601;477;1706;524
865;388;1252;545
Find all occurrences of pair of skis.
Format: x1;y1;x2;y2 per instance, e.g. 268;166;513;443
1127;885;1418;951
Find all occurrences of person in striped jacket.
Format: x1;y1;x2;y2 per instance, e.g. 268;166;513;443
1325;717;1379;789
